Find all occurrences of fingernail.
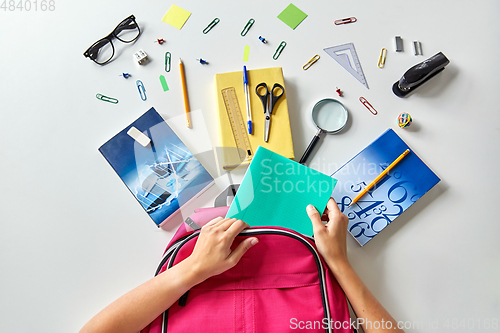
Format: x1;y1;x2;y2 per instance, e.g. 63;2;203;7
250;238;259;246
306;205;315;212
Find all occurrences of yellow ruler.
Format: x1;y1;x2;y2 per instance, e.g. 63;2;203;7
221;87;253;168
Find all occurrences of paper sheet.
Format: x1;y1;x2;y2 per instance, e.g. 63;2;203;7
162;4;191;29
277;3;308;30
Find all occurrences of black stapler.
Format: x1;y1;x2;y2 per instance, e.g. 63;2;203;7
392;52;450;97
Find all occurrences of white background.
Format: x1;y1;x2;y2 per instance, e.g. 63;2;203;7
1;0;499;332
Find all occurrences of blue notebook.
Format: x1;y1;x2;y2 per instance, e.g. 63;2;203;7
99;108;214;227
226;146;337;236
331;129;440;246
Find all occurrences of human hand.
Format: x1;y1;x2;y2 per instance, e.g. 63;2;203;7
186;217;258;284
306;198;350;273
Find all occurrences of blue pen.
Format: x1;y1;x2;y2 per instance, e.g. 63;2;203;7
243;66;252;134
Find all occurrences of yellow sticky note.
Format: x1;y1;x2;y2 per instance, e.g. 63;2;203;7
162;4;191;29
243;45;250;62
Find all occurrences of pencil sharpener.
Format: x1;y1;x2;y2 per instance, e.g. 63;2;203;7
133;49;149;65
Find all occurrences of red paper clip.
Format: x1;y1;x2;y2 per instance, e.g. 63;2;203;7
359;97;377;115
334;17;357;25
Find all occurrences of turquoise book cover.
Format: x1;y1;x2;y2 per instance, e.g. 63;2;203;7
226;146;337;236
331;129;440;246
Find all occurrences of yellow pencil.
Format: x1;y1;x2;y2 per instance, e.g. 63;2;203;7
349;149;410;207
179;58;192;128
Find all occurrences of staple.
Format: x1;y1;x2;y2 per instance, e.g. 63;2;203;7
395;36;403;52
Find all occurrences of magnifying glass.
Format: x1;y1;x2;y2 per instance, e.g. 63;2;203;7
299;98;348;164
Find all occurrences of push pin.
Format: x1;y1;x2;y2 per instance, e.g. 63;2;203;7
335;87;342;97
196;58;209;64
258;36;267;43
154;38;165;45
119;73;131;78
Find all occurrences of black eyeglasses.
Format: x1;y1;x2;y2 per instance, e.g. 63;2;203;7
83;15;141;65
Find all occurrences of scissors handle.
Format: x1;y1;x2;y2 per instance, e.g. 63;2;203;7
255;83;269;113
268;83;284;116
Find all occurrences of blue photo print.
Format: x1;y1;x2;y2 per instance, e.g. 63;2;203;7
99;108;214;226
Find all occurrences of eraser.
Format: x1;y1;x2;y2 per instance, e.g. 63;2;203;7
127;127;151;147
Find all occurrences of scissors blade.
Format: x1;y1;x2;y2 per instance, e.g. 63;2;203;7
264;112;271;142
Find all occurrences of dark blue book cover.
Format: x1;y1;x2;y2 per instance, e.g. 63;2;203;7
331;129;440;246
99;108;214;227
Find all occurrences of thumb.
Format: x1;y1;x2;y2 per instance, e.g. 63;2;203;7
228;237;259;263
307;204;325;234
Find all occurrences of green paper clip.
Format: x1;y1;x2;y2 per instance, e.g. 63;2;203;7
165;52;171;72
203;18;219;34
96;93;118;104
241;18;255;36
273;41;287;60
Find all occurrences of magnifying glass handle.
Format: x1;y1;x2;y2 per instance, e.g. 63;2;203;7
299;130;322;164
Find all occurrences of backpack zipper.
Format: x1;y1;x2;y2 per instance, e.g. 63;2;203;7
158;229;333;333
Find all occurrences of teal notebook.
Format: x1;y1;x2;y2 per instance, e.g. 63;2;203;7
226;146;337;236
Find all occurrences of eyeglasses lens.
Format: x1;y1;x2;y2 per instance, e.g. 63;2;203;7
115;18;140;42
88;39;114;64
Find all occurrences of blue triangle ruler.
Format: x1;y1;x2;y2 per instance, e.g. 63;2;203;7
324;43;368;89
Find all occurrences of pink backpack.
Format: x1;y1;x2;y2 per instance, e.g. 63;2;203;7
142;188;354;333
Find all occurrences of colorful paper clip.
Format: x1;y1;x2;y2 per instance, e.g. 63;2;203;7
378;48;387;68
96;93;118;104
273;41;287;60
165;52;171;72
359;97;377;115
241;18;255;36
303;54;320;70
136;80;146;101
334;17;357;25
203;18;220;34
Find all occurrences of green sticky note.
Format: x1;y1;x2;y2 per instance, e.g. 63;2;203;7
243;45;250;62
159;75;169;92
162;4;191;29
226;146;337;236
277;3;308;30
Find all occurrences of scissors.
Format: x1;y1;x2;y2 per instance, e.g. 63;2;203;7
255;82;284;142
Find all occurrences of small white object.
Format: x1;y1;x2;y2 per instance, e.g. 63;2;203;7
127;127;151;147
133;49;149;64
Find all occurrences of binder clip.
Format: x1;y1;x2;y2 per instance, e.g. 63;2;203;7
119;73;131;79
154;38;165;45
392;52;450;97
133;49;149;65
196;58;209;65
258;36;267;43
